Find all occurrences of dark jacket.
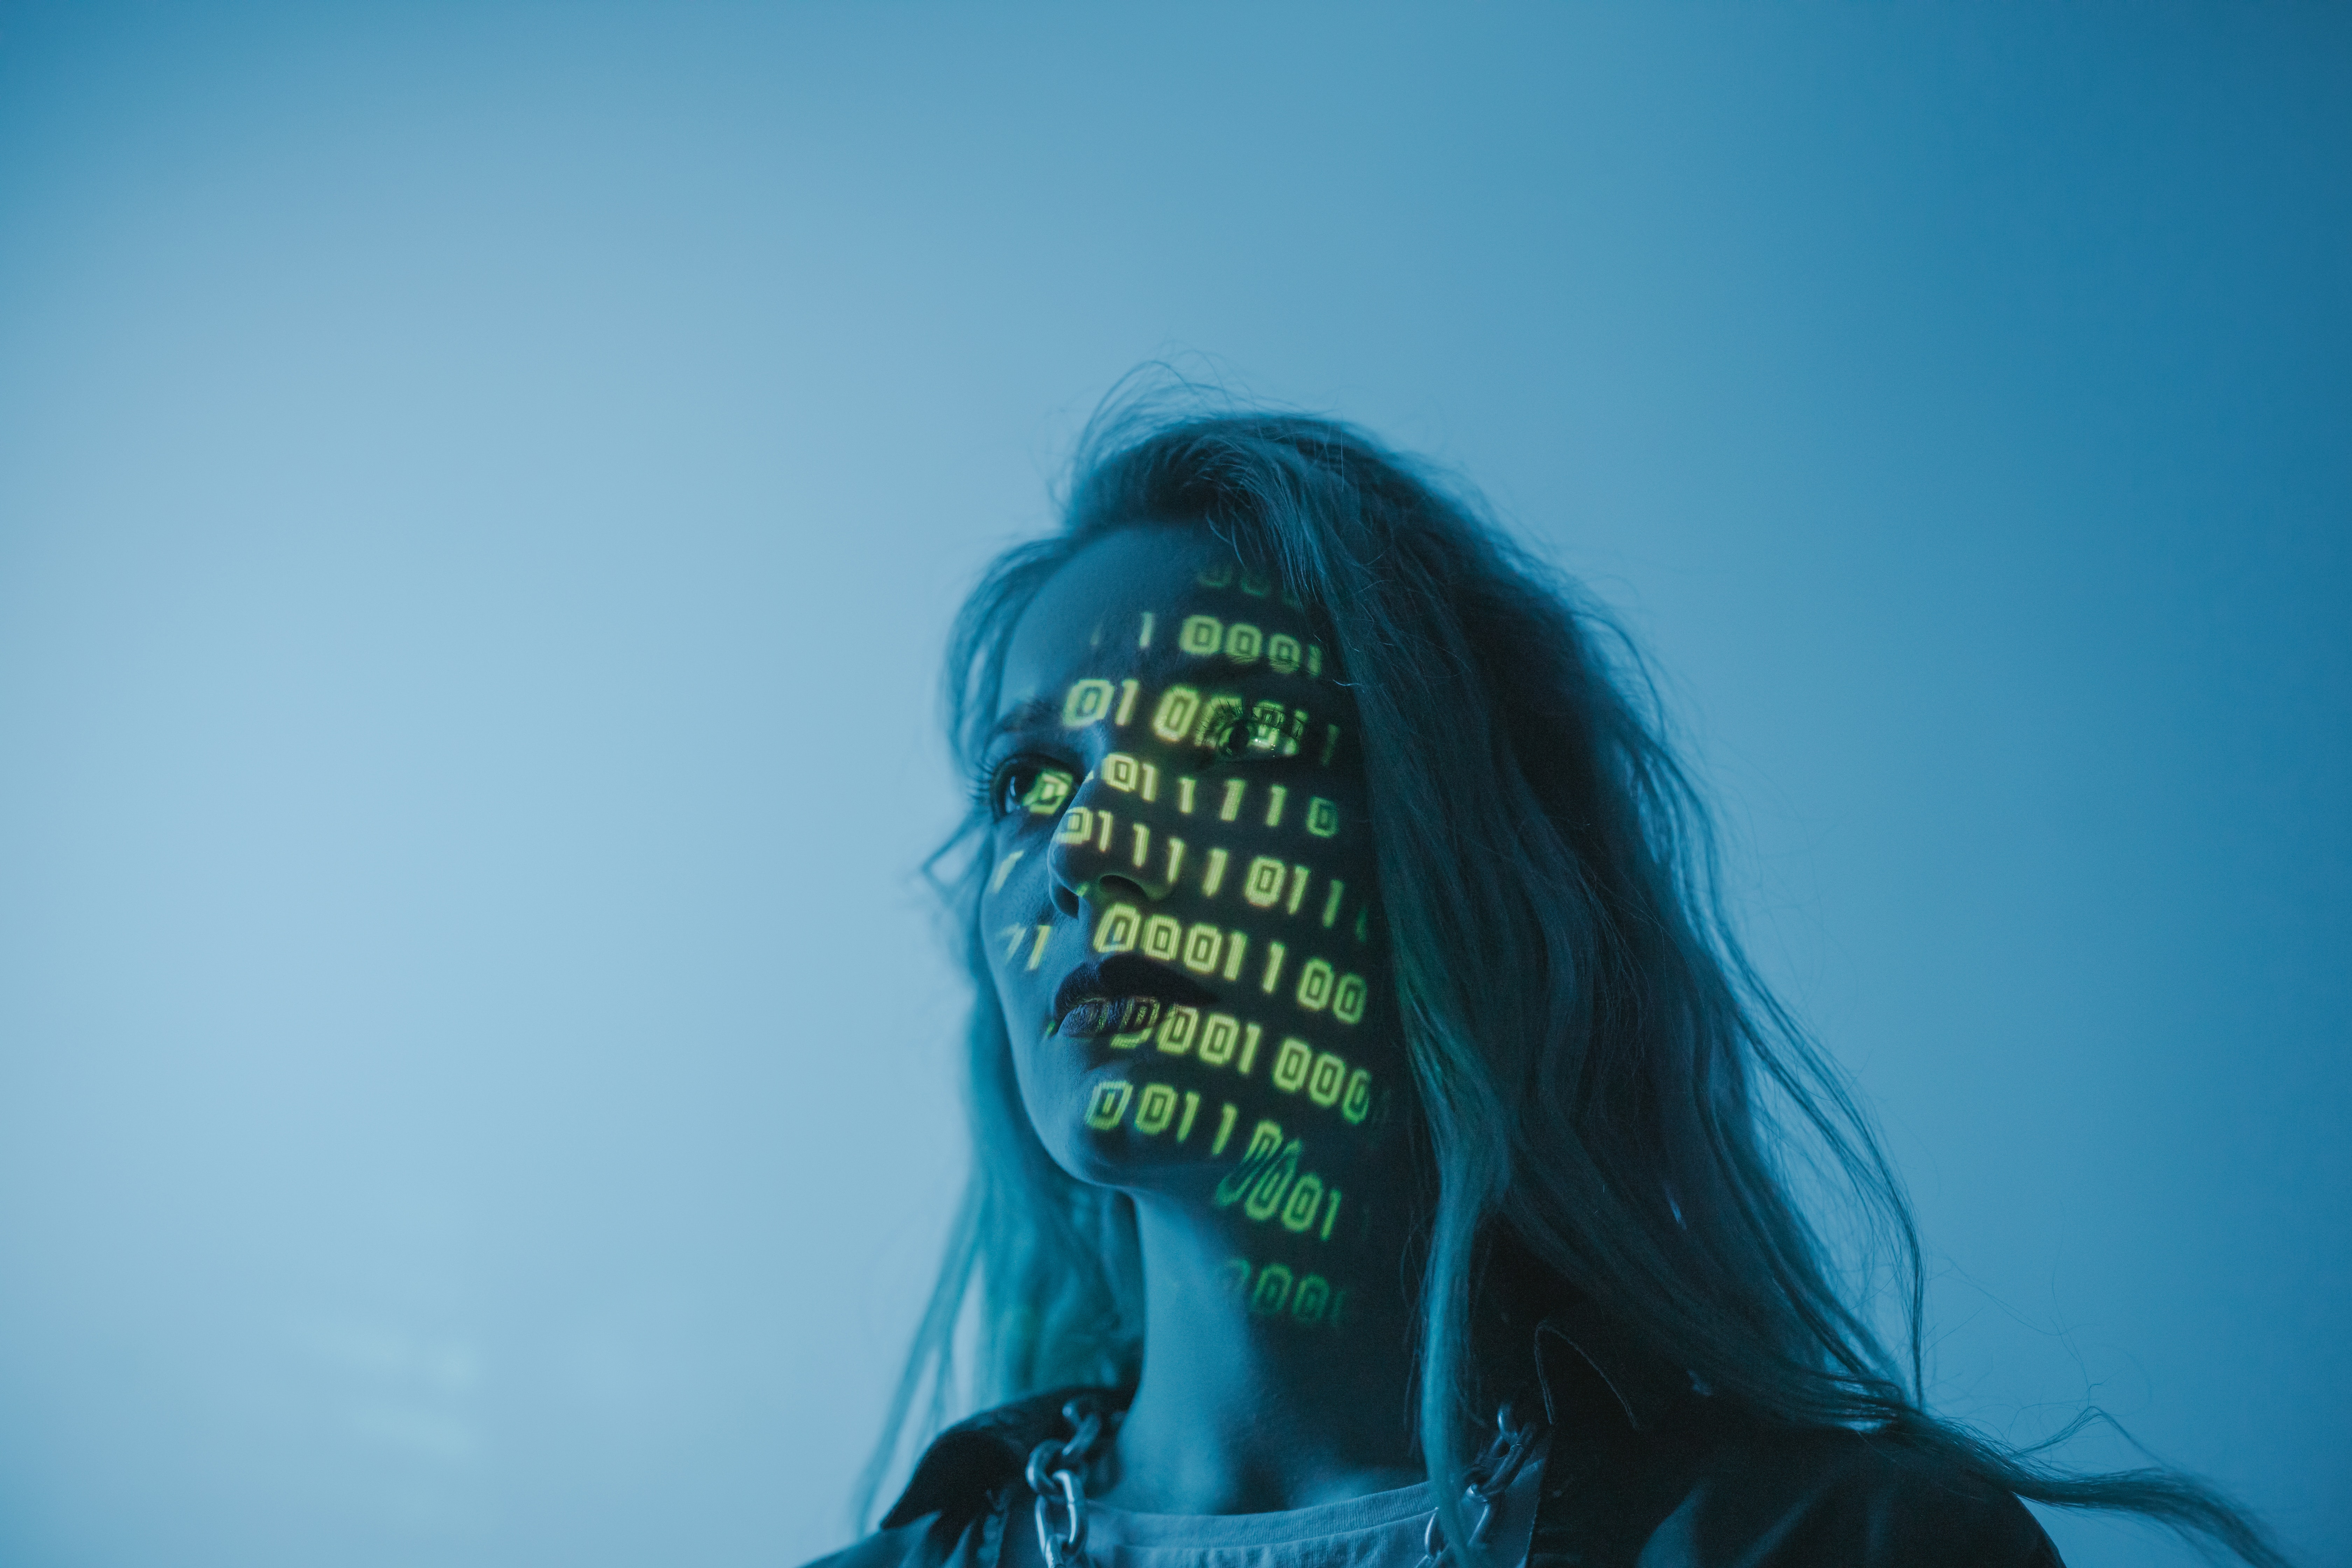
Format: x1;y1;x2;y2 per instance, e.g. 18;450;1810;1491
809;1311;2062;1568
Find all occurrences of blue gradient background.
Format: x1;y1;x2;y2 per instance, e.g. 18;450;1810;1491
0;5;2343;1566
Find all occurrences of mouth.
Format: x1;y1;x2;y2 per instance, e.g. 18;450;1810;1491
1052;952;1220;1040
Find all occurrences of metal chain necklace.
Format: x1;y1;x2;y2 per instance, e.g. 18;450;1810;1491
1418;1403;1542;1568
1024;1397;1114;1568
1021;1397;1542;1568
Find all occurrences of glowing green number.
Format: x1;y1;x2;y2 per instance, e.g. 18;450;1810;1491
1180;615;1223;656
1332;973;1366;1026
1272;1037;1312;1093
1198;1013;1240;1066
1101;753;1140;792
1062;679;1115;727
1213;1120;1285;1209
1291;1274;1330;1323
1308;1052;1345;1107
1156;1005;1198;1055
1197;560;1235;588
1057;807;1092;845
1296;958;1334;1011
1135;1083;1178;1135
1242;1139;1300;1222
1151;685;1200;743
1094;903;1139;953
1248;699;1287;752
1110;998;1161;1050
1084;1081;1132;1130
1281;1174;1324;1232
1224;622;1262;664
1341;1068;1371;1125
1026;771;1074;815
1140;914;1182;962
1182;923;1223;974
1268;634;1302;676
1305;796;1339;837
1245;856;1287;909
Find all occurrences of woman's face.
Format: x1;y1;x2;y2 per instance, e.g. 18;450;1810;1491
981;526;1405;1254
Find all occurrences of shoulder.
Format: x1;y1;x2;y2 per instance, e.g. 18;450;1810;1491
796;1385;1124;1568
1641;1421;2060;1568
1527;1307;2059;1568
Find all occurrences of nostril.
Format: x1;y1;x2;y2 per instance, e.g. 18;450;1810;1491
1096;873;1150;904
1051;879;1083;918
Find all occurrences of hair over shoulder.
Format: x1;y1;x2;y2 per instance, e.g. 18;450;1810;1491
861;380;2287;1568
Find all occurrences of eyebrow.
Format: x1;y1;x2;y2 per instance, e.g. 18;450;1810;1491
985;697;1058;746
988;680;1340;756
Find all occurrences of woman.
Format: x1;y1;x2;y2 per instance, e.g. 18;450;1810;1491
816;400;2284;1568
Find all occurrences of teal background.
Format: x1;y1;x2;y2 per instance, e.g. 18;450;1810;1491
0;5;2343;1564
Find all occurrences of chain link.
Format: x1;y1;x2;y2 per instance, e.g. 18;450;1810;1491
1024;1395;1536;1568
1026;1398;1113;1568
1418;1404;1543;1568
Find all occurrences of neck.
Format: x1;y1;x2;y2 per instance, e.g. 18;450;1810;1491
1093;1194;1426;1514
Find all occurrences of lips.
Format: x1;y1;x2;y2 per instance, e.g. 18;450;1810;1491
1052;952;1219;1039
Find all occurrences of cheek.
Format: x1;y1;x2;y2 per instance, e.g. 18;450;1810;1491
1062;778;1396;1146
975;842;1085;1115
978;822;1058;953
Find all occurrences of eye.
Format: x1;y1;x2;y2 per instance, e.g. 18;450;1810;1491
1206;701;1304;761
987;757;1073;821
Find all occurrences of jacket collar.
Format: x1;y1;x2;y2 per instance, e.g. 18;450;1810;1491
880;1302;1690;1531
1531;1294;1692;1435
879;1384;1121;1531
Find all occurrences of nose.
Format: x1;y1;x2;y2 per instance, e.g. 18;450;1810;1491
1047;776;1178;918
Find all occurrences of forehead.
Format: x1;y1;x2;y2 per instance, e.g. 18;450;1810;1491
999;527;1328;712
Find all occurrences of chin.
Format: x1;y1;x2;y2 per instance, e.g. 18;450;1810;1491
1024;1055;1232;1191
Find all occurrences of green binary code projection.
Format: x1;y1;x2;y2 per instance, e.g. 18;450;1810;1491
986;562;1387;1333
